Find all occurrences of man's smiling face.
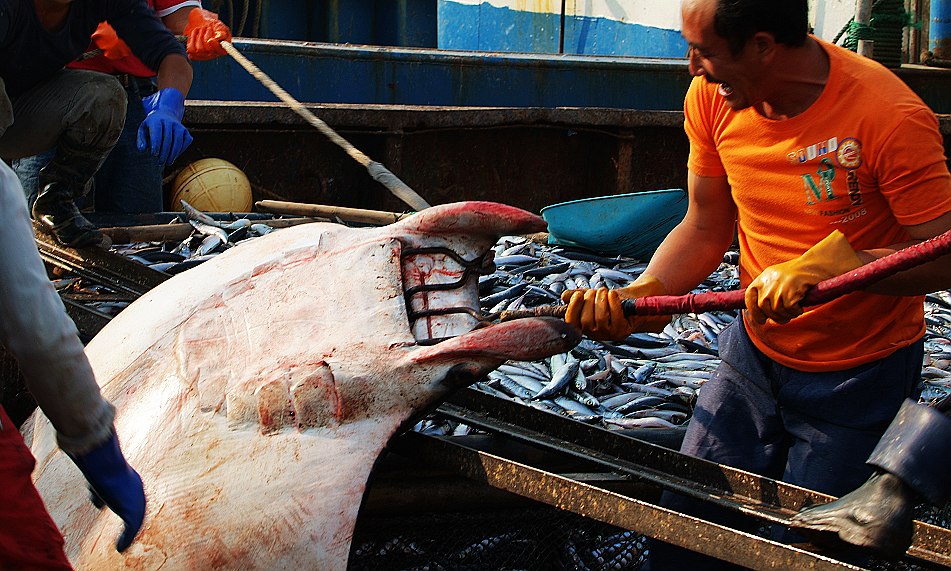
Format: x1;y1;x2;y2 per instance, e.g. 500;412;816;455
681;0;766;111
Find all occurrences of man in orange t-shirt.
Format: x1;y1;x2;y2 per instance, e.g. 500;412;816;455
562;0;951;568
12;1;231;214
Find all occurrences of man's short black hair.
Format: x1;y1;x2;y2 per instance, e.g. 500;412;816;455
714;0;809;54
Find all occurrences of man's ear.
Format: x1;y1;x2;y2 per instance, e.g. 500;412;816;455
751;31;777;62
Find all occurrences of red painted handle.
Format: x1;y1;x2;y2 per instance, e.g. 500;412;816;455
628;228;951;316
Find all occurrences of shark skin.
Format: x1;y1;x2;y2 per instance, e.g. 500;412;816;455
28;201;580;570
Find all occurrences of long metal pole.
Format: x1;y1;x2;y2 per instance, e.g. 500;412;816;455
499;226;951;321
856;0;876;57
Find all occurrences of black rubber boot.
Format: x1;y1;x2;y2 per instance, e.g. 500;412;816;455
790;399;951;558
32;182;107;248
867;398;951;506
789;470;917;558
33;139;113;248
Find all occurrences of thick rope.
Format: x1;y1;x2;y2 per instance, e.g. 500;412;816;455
840;0;915;67
219;41;431;211
834;0;913;45
847;21;875;42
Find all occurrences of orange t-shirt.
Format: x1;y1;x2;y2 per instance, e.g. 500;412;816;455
684;38;951;372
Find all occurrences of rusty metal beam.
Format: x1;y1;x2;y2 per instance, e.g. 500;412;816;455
33;223;170;298
432;388;951;569
393;431;870;571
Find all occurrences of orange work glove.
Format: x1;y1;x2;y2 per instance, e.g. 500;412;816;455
91;22;132;60
561;274;670;340
745;230;863;325
183;8;232;61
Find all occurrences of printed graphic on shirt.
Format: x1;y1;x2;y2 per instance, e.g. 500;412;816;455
787;137;840;165
835;138;862;169
794;136;866;224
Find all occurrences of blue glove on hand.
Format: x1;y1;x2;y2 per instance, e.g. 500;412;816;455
68;431;146;552
137;87;193;165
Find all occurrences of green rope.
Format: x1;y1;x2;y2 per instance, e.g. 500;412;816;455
847;21;875;41
834;0;911;44
840;0;915;67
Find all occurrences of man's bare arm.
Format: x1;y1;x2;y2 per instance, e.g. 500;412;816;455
646;170;738;295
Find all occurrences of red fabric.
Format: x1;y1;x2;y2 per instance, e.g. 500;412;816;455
68;0;192;77
0;406;72;570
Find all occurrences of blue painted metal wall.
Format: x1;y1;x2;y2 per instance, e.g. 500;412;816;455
252;0;313;41
436;0;688;57
214;0;683;56
188;40;951;114
188;39;692;109
374;0;438;48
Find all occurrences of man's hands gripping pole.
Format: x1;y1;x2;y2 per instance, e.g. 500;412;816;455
745;230;863;324
560;230;863;339
561;274;670;340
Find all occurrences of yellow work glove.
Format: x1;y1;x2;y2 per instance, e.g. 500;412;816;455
561;274;669;340
745;230;863;325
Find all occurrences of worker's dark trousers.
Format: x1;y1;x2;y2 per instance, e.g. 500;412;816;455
13;75;162;214
0;70;125;203
646;318;924;571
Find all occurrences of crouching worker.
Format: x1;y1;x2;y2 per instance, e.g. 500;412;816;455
791;395;951;558
14;4;231;215
0;0;192;247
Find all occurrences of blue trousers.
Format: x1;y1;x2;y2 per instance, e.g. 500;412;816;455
647;318;924;570
12;75;163;214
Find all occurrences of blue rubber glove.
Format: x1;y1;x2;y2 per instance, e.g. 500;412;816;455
67;431;146;552
136;87;193;165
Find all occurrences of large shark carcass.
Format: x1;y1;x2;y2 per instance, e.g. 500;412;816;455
28;201;580;569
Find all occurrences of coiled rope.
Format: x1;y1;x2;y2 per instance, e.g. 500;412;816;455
837;0;919;68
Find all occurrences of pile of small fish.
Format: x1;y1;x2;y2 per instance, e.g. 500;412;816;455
413;233;734;435
120;200;277;275
64;205;951;434
415;234;951;436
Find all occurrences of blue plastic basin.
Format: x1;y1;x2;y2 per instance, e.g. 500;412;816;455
541;189;688;260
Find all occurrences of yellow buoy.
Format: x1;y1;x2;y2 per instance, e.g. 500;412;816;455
170;158;253;213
